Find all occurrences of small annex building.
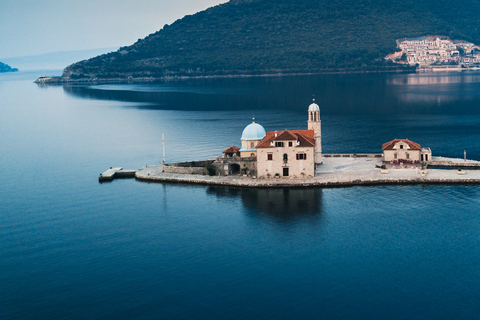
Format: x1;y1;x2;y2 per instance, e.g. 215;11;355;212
382;139;432;164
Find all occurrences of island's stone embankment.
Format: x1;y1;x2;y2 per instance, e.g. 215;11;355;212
163;160;214;175
134;156;480;188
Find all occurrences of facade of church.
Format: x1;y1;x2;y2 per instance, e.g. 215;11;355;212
217;100;322;178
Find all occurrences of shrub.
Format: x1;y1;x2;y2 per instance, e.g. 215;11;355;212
205;164;216;176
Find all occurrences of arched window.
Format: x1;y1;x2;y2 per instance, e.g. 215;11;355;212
283;154;288;162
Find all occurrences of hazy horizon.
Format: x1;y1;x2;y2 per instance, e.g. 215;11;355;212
0;0;227;59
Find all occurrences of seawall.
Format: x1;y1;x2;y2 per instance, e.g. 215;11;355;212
135;157;480;189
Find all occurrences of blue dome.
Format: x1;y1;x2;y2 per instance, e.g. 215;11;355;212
241;121;266;141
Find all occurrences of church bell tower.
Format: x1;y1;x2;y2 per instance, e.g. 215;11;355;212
307;99;322;165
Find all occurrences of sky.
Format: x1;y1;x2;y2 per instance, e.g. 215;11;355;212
0;0;228;58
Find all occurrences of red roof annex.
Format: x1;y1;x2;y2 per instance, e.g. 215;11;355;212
382;139;421;150
222;146;240;153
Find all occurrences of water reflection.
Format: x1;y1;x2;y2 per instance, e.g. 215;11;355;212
387;73;480;86
62;72;480;115
207;186;323;222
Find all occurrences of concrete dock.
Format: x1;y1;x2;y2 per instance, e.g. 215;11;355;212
134;157;480;188
99;167;137;182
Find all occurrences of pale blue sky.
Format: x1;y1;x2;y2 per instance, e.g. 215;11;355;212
0;0;227;58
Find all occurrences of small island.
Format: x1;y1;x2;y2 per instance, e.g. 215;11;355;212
101;100;480;188
0;61;18;73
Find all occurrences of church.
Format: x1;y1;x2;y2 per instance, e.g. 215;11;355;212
217;100;322;178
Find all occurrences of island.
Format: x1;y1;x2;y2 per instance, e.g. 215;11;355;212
101;100;480;188
0;61;18;73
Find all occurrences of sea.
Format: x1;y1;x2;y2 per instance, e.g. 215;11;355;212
1;70;480;319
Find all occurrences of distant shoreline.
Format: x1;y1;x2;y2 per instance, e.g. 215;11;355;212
35;69;415;85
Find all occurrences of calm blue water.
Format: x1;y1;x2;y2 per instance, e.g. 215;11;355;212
1;71;480;319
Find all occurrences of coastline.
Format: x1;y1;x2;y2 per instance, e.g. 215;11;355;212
134;157;480;189
35;69;415;85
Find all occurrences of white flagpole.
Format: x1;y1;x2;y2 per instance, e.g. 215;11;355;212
162;133;166;165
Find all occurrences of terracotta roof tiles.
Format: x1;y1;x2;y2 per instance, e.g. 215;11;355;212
223;146;240;153
257;130;315;148
382;139;421;150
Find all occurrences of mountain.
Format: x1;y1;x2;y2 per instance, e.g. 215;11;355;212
1;48;118;71
0;61;18;73
63;0;480;80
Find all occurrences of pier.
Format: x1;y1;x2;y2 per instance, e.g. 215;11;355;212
99;167;137;182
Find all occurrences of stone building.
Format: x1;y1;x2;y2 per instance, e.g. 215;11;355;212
256;130;316;178
255;100;322;178
213;122;266;176
382;139;432;164
214;100;322;178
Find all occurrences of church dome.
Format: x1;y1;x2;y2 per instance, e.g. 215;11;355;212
241;121;266;141
308;99;320;111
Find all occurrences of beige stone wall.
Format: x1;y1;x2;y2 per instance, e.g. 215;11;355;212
308;111;322;164
384;149;421;162
257;146;314;178
240;139;261;157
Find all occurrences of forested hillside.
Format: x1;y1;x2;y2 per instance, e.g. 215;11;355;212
0;61;18;73
63;0;480;80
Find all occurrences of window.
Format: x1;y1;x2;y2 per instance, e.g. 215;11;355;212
394;153;397;159
296;153;307;160
283;154;288;162
400;145;404;149
283;167;289;177
250;142;255;149
406;153;410;159
288;141;293;147
275;142;284;147
267;153;273;161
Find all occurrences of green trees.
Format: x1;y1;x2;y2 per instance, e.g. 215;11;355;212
0;61;18;73
63;0;480;79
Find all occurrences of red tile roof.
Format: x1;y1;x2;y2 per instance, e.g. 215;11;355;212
382;139;421;150
223;146;240;153
274;130;298;141
257;130;315;148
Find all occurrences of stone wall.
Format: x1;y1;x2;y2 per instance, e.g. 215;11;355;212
163;166;207;175
163;160;215;175
213;157;257;176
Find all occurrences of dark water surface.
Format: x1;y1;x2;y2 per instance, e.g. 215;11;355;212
1;71;480;319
